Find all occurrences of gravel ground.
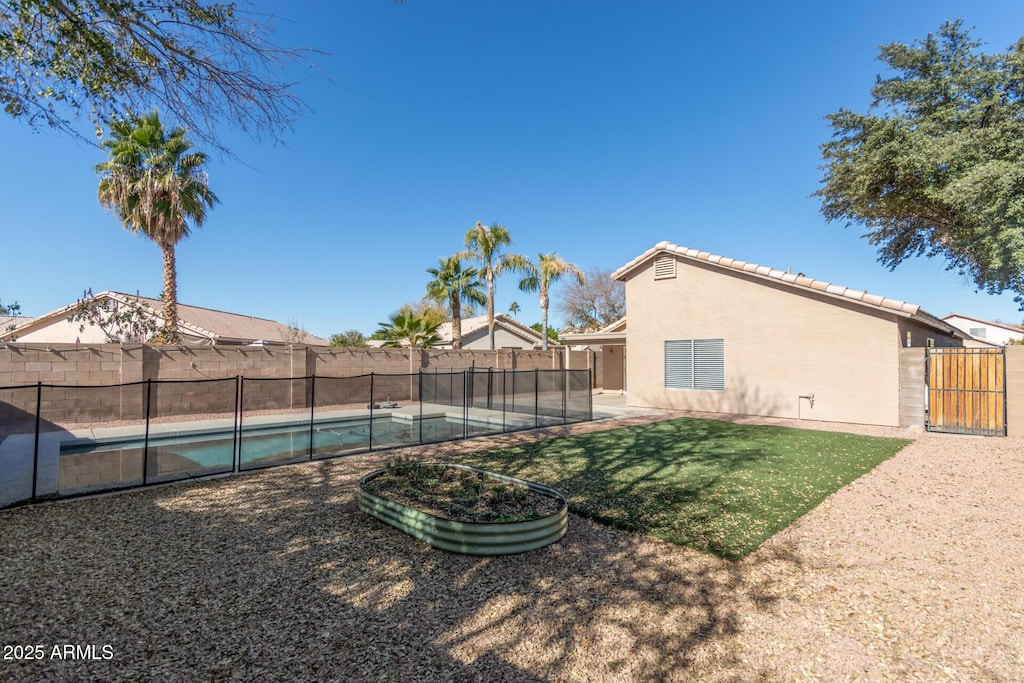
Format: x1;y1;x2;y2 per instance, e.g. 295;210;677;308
1;410;1021;682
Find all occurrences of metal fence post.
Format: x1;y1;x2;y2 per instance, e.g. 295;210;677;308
589;368;594;421
232;376;240;473
562;368;567;424
31;381;41;502
368;372;375;451
142;378;152;485
534;368;539;428
418;370;423;444
502;368;506;433
487;366;493;411
308;373;316;461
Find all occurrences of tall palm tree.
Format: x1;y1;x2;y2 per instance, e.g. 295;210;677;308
519;253;586;350
376;311;442;348
96;110;218;343
425;255;486;349
508;301;521;319
462;222;531;350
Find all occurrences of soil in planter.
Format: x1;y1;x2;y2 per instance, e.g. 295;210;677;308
363;461;563;524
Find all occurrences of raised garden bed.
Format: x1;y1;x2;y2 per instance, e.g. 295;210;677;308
358;461;568;555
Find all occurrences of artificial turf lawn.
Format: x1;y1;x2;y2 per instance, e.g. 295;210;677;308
452;417;912;560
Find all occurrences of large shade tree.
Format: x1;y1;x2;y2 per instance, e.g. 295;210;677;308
96;110;218;343
519;253;585;351
556;267;625;331
816;20;1024;307
425;255;486;350
1;0;310;150
462;222;531;350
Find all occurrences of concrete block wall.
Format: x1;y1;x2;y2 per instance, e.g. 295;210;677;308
0;343;574;425
1007;345;1024;437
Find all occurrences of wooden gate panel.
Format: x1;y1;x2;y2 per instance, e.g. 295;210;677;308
927;348;1006;436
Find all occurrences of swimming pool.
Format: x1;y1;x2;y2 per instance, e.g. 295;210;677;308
59;413;499;481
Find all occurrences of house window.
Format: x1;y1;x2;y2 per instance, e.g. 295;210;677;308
654;254;676;280
969;327;987;338
665;339;724;391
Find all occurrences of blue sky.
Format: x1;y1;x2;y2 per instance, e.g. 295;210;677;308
3;0;1024;339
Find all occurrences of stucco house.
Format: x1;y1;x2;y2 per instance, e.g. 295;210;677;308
612;242;970;427
0;291;329;347
435;314;550;350
563;317;627;392
942;313;1024;346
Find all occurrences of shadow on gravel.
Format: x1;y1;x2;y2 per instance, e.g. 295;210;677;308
0;443;802;682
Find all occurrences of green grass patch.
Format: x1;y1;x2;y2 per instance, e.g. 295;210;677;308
450;417;911;560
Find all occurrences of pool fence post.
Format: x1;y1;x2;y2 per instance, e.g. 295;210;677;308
368;372;374;451
534;368;539;428
589;368;594;421
562;368;567;425
232;376;240;473
31;381;41;502
418;370;423;444
463;370;469;440
487;366;493;410
308;373;316;461
142;378;152;486
237;376;246;471
502;368;506;434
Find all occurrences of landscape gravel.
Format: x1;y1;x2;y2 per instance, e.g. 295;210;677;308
1;409;1021;681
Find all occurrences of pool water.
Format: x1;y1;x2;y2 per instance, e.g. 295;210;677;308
61;414;493;472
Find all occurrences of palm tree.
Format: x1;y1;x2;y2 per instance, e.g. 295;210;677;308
519;253;586;350
376;311;442;348
508;301;520;319
96;110;218;343
462;222;531;350
425;255;486;350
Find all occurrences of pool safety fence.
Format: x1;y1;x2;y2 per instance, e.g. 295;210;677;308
0;368;592;507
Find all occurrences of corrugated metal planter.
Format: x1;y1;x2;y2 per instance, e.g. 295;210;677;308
358;463;568;555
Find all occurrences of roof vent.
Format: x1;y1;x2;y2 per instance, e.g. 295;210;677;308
654;254;676;280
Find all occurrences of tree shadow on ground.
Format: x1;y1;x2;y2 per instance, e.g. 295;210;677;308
0;439;803;682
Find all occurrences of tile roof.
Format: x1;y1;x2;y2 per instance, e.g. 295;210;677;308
612;242;966;337
1;292;329;345
435;313;547;346
124;293;330;345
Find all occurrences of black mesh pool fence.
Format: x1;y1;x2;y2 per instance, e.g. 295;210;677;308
0;369;592;506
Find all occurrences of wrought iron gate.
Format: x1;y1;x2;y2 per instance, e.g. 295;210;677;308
926;348;1006;436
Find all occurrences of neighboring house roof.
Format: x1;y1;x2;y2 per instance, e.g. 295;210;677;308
1;315;33;331
613;242;969;340
942;313;1024;334
436;313;551;348
0;291;329;346
563;317;627;346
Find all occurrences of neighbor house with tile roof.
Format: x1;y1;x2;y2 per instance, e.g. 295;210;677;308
942;313;1024;346
434;313;551;350
0;291;329;346
611;241;969;427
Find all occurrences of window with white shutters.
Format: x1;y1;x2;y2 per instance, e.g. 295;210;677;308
664;340;693;389
664;339;724;391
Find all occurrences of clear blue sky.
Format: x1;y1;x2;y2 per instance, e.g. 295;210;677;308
3;0;1024;339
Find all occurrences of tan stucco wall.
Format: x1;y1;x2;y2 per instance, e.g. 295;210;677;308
623;258;958;426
